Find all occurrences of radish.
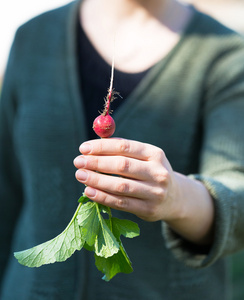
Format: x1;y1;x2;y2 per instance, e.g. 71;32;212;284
93;53;117;138
93;114;115;138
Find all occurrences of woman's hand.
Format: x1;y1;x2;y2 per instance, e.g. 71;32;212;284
74;138;180;222
74;138;214;245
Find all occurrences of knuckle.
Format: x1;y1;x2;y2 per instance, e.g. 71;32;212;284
155;148;166;161
85;156;97;169
99;144;104;154
149;146;165;162
117;158;130;173
154;169;170;185
115;181;130;194
96;191;109;205
117;140;130;153
95;141;104;154
153;186;165;199
115;197;128;209
86;171;99;187
91;156;99;169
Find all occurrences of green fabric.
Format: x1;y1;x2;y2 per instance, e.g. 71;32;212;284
1;1;244;299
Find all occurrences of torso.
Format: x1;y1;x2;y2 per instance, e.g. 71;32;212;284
79;0;194;73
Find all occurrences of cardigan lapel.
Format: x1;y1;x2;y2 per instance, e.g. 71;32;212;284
65;0;88;144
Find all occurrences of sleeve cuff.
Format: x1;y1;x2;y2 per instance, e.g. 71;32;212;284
162;174;236;268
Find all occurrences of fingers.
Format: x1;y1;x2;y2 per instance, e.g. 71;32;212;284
75;168;158;201
73;138;173;221
74;154;155;181
79;138;165;162
75;165;167;221
84;186;154;221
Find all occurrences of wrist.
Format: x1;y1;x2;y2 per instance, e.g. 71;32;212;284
165;172;215;245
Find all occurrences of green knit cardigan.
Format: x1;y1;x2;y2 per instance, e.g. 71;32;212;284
1;1;244;299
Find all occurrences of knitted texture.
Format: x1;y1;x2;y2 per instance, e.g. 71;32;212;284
1;1;244;299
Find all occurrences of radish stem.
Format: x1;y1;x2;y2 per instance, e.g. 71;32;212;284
105;49;115;115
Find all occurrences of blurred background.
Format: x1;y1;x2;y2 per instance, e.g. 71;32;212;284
1;0;244;78
0;0;69;81
0;0;244;298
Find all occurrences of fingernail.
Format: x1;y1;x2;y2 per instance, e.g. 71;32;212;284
85;187;96;198
80;143;92;154
74;156;86;168
76;170;88;181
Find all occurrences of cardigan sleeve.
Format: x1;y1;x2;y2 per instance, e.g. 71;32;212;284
162;37;244;268
0;30;24;287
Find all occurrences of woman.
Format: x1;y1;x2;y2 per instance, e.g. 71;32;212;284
1;0;244;299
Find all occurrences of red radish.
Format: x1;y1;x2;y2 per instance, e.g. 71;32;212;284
93;51;118;138
93;114;115;138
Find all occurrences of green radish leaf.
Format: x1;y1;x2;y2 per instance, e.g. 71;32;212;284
77;202;100;246
111;217;140;239
14;197;140;281
77;202;120;258
83;242;94;252
14;203;85;267
95;217;140;281
99;204;111;215
95;216;119;258
95;244;133;281
78;193;90;204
